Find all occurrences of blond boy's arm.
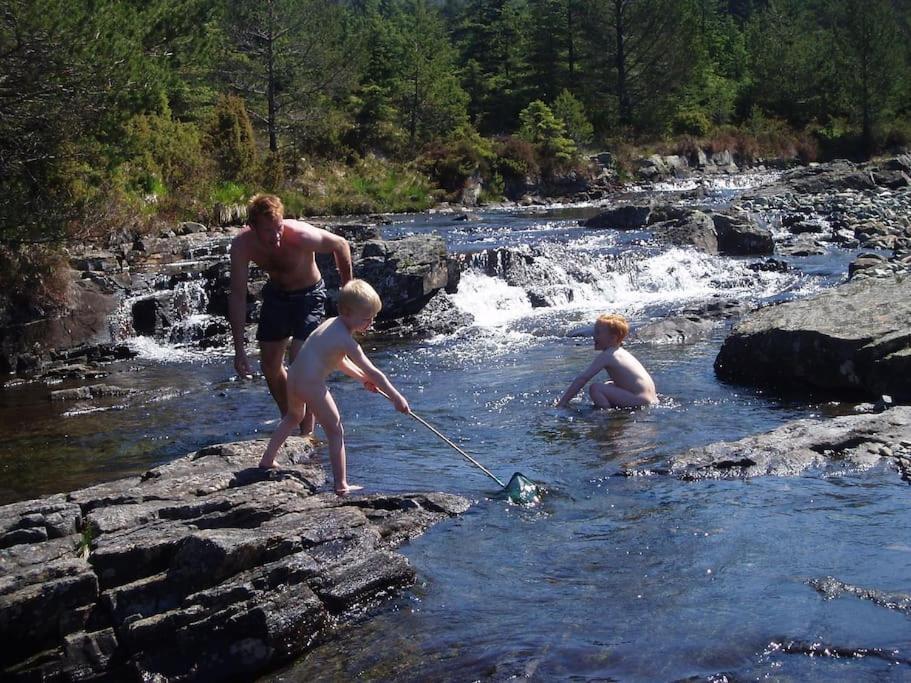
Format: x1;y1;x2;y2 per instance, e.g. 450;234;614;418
346;343;409;413
337;355;379;392
556;353;608;407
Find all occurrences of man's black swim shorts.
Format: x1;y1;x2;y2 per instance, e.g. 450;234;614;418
256;279;327;342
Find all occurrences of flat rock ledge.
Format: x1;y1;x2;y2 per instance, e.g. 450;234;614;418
623;406;911;481
0;437;469;682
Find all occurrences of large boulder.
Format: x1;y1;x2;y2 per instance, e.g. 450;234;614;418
653;210;718;253
715;275;911;400
711;213;774;255
0;437;469;681
319;234;459;320
581;204;652;230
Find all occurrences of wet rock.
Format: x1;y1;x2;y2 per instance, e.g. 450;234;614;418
49;384;135;402
648;406;911;480
582;204;652;230
0;435;468;681
372;290;474;338
715;275;911;400
636;299;749;345
635;316;717;344
319;234;459;320
711;213;774;256
746;258;790;273
653;210;718;253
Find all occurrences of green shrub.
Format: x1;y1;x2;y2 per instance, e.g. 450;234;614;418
552;90;594;147
518;101;578;174
117;110;214;216
672;109;712;137
417;127;496;195
207;95;258;184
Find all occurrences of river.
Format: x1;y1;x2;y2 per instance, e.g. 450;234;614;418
1;174;909;680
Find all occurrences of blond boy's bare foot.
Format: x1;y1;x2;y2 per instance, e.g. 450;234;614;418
335;484;363;496
258;458;279;469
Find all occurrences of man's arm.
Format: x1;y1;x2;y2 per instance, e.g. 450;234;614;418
556;353;608;407
296;223;353;285
228;239;252;377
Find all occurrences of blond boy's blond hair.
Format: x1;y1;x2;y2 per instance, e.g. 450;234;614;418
338;279;382;314
595;313;629;343
247;193;284;226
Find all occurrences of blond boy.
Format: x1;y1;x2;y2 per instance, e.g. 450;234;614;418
259;279;409;494
557;314;657;409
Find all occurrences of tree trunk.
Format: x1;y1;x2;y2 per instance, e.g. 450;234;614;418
267;0;278;152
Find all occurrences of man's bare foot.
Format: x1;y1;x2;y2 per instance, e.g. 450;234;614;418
258;458;279;469
335;484;363;496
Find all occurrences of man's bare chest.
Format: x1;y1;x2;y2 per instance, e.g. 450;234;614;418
251;248;310;274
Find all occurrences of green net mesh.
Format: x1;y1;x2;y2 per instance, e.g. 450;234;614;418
502;472;541;506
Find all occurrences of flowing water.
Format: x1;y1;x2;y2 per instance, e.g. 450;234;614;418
2;176;909;680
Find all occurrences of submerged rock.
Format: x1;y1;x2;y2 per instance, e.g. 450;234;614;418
0;436;469;681
715;275;911;400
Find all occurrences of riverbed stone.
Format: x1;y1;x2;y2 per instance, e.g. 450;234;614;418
0;434;468;681
715;274;911;400
644;406;911;480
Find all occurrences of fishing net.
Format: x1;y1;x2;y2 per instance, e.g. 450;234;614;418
502;472;541;505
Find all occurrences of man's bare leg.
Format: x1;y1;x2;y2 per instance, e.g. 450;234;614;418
289;338;316;435
260;339;290;416
590;382;653;409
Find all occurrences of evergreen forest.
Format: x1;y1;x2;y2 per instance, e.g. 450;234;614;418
2;0;910;288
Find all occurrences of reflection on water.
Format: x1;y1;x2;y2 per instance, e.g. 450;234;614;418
2;196;909;680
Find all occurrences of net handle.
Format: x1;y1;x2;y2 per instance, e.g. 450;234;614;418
376;389;506;488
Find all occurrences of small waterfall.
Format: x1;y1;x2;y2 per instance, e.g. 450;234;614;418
452;241;803;329
110;277;222;358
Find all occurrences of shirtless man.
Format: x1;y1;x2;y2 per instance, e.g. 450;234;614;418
556;314;658;409
229;194;352;434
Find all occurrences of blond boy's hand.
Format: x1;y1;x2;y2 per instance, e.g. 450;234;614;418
393;395;410;414
363;381;378;393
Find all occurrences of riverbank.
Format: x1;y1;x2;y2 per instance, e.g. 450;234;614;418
0;436;469;681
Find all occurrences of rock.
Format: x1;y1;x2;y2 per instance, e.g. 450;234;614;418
49;384;134;402
809;576;911;615
653;210;718;253
319;235;459;320
582;204;652;230
0;436;469;681
711;213;774;256
715;275;911;400
636;299;748;345
326;223;382;242
372;290;474;338
651;406;911;480
635;316;717;344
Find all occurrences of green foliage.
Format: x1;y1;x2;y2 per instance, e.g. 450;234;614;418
283;157;434;215
518;100;577;171
207;95;258;184
673;108;713;137
117;110;214;216
417;126;496;192
552;90;594;146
